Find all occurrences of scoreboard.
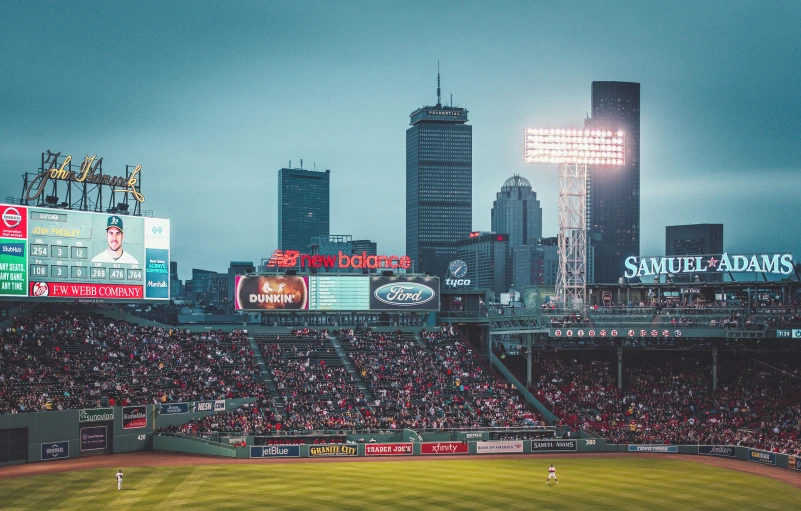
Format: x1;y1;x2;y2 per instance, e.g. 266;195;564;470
235;275;440;312
308;276;370;311
0;204;170;301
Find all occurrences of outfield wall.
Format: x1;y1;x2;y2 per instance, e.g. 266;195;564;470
0;398;256;466
0;405;155;466
171;438;799;473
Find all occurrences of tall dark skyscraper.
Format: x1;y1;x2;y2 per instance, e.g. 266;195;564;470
666;223;724;282
491;175;542;248
406;70;472;276
278;167;330;253
588;81;641;283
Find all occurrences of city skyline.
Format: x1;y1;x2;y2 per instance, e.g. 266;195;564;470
1;2;799;281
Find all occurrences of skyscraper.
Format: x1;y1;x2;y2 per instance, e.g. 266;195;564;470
666;224;723;282
406;69;472;277
278;167;330;253
588;81;640;283
491;175;542;248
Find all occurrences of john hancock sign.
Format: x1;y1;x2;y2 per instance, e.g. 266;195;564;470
25;150;145;203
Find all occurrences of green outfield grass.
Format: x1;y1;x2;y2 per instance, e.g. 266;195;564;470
1;457;799;510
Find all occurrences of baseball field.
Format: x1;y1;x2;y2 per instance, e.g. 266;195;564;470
1;454;800;510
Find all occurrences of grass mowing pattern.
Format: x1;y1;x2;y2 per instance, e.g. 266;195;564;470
1;458;799;510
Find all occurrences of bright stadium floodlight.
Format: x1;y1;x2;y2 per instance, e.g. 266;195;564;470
523;128;625;165
523;127;625;310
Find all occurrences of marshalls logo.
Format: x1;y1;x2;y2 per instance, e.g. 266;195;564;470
2;207;22;228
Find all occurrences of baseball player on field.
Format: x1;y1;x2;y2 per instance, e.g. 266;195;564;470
547;464;558;484
116;469;123;490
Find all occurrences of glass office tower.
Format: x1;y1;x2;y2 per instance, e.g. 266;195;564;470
406;81;472;277
278;167;330;253
589;81;641;283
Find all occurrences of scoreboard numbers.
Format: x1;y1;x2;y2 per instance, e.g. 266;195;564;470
70;246;87;259
127;269;143;281
90;267;107;280
31;244;48;256
51;265;68;278
109;268;126;280
51;245;69;258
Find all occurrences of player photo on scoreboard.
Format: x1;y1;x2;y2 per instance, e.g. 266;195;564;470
91;214;144;266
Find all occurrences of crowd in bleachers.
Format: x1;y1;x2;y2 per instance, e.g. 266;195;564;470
519;352;801;455
259;330;367;432
0;310;267;414
158;403;268;437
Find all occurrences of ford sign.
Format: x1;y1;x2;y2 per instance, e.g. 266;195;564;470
373;283;435;307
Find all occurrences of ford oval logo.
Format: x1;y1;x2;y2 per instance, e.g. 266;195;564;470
374;283;435;307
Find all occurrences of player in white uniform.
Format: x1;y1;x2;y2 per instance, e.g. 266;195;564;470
116;469;123;490
547;464;558;484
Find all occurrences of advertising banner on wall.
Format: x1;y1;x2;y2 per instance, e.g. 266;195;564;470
235;275;308;311
41;441;69;460
421;442;468;455
80;426;107;451
748;449;776;465
250;445;300;458
160;403;189;415
530;440;577;452
369;277;440;311
476;441;524;454
193;401;214;413
365;443;413;456
79;408;114;422
122;405;147;429
627;445;678;453
308;445;357;457
697;445;735;458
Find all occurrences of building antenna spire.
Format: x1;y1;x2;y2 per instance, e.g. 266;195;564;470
437;60;441;107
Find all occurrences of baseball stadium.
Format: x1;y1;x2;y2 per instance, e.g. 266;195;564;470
0;150;800;509
0;194;799;509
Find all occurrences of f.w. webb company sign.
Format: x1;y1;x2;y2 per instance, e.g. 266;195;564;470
624;253;793;278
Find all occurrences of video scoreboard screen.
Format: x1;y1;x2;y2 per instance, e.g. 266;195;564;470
235;275;439;312
0;204;170;301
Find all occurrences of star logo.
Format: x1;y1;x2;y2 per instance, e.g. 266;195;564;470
707;256;719;267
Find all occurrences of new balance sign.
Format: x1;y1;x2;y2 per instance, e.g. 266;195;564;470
477;441;524;454
41;441;69;460
530;440;577;452
698;445;735;458
250;446;300;458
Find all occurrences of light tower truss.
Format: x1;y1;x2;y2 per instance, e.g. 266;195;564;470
523;128;625;309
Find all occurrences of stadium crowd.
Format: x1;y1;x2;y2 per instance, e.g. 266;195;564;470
521;352;801;455
0;310;267;414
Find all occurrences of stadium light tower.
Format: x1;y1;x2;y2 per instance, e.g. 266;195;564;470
523;128;625;309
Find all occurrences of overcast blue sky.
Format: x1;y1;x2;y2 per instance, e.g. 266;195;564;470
1;1;799;280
